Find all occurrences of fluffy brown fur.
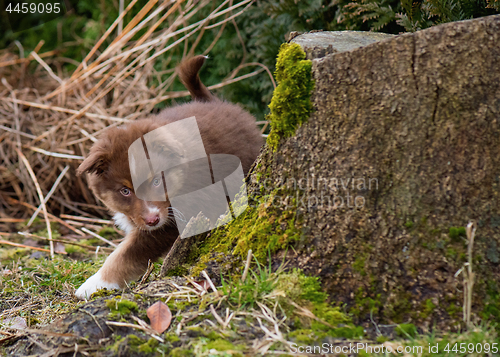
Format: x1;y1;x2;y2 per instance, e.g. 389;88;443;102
75;56;263;299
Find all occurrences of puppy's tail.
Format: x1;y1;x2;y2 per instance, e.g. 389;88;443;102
177;55;214;102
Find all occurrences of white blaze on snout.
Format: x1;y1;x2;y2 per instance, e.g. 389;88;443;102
145;204;160;215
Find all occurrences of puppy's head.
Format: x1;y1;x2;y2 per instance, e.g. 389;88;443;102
77;119;185;232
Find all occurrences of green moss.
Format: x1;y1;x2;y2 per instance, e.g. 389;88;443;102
288;329;315;344
191;193;302;276
105;298;138;315
64;245;88;255
276;268;327;304
90;288;113;299
449;226;466;241
353;255;367;276
98;226;120;239
127;334;144;346
0;247;31;261
446;301;461;319
171;347;194;356
106;335;125;353
205;339;238;351
266;43;314;150
420;299;436;319
275;269;358;338
376;335;390;343
404;220;414;229
164;265;189;277
165;333;180;343
395;323;418;338
138;338;159;354
330;326;364;338
351;288;382;318
168;298;198;312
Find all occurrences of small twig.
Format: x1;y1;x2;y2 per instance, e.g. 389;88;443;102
139;260;154;285
81;228;118;248
209;304;227;329
60;214;113;225
201;270;219;297
18;231;113;252
0;239;66;254
241;249;252;282
105;320;164;343
0;50;57;69
28;147;84;160
27;165;70;226
15;148;54;259
7;197;85;237
30;51;63;84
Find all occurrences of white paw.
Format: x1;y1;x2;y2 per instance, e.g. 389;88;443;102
75;270;120;300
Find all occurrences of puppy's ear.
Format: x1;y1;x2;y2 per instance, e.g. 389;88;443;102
76;149;108;176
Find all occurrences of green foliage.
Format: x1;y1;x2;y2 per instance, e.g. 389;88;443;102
397;0;499;31
266;43;313;150
335;0;402;31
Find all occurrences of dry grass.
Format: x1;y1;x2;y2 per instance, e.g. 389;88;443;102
0;0;271;236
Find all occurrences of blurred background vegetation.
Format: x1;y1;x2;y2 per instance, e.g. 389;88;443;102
1;0;499;120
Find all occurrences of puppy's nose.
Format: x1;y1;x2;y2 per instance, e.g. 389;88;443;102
145;215;160;227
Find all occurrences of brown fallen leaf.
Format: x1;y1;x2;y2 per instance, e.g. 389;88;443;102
146;301;172;334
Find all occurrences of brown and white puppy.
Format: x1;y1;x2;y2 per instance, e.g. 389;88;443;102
75;56;263;299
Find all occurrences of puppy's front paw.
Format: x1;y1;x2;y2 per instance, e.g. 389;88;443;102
75;270;120;300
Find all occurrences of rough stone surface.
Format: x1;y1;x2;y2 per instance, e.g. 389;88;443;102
251;15;500;330
290;30;394;60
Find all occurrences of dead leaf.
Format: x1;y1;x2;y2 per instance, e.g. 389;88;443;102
146;301;172;334
1;317;27;330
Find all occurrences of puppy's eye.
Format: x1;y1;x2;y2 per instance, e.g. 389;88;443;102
152;178;161;187
120;187;131;196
